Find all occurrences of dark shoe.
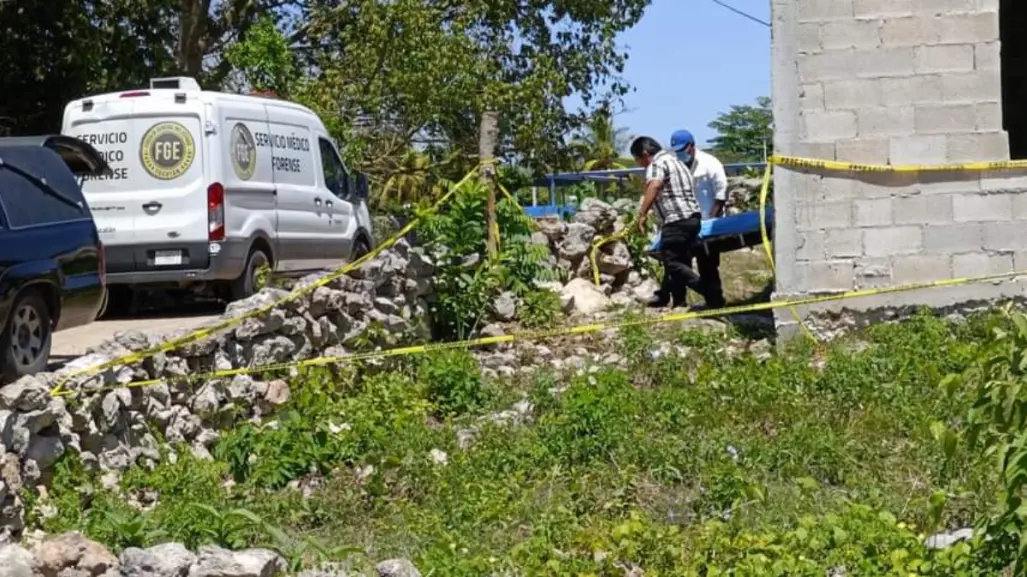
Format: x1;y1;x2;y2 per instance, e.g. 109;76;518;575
704;298;727;310
647;296;670;308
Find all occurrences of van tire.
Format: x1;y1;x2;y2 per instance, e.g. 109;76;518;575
1;290;52;382
230;246;271;302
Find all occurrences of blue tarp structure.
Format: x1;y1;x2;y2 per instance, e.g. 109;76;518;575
525;163;766;218
525;163;773;254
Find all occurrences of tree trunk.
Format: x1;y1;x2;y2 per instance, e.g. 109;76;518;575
177;0;212;77
478;109;500;259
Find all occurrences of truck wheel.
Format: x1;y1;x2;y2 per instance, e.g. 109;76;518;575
230;247;271;301
1;290;52;382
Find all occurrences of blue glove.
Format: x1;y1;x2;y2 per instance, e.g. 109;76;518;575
647;230;662;252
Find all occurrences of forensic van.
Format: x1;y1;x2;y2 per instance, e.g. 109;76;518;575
60;77;374;308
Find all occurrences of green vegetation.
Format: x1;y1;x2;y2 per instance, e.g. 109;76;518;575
29;308;1027;574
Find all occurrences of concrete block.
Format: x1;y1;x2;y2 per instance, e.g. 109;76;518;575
853;172;919;198
914;44;975;74
858;106;914;138
803;110;858;142
947;132;1009;162
984;222;1027;251
918;172;981;196
798;0;855;21
953;252;1013;278
931;12;1000;45
1013;251;1027;273
854;46;916;78
881;75;943;107
795;231;827;261
798;23;823;54
825;228;863;258
821;19;881;50
893;193;955;225
836;138;890;164
855;258;894;288
863;226;923;257
889;135;947;165
1014;193;1027;220
923;223;983;253
798;50;858;83
799;83;825;112
797;259;856;291
953;192;1012;222
824;79;882;110
880;18;932;47
976;102;1003;132
982;174;1027;195
791;142;838;161
854;0;913;18
975;42;1001;71
941;71;1002;103
812;200;854;229
914;104;977;134
892;254;953;284
912;0;982;13
854;198;893;227
809;174;861;201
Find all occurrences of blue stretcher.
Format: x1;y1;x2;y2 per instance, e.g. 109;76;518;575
648;207;774;256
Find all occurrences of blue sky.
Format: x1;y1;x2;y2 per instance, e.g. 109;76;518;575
614;0;771;149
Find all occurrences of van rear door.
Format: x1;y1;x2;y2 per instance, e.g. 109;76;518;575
63;92;209;273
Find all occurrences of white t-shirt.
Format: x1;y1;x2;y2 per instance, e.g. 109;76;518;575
689;149;728;219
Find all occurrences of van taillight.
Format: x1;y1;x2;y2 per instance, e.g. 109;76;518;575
120;91;150;98
207;183;225;242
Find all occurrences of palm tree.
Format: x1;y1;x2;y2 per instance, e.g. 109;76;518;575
570;109;634;200
571;108;633;172
377;149;433;208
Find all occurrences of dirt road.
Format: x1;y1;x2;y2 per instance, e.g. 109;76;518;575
49;303;223;368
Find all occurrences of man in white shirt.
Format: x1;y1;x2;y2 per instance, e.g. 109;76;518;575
669;129;727;309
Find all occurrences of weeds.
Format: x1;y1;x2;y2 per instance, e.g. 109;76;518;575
32;308;1026;574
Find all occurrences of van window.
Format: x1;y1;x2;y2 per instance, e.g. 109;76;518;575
318;137;349;198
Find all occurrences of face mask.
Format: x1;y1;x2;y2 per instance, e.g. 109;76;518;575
676;150;693;164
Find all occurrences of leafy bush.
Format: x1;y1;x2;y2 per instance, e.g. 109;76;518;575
419;348;486;418
518;289;562;329
33;309;1012;574
420;177;556;340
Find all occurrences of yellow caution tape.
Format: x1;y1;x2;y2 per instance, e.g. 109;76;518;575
590;230;629;287
54;266;1027;397
757;164;819;343
50;163;491;396
770;154;1027;173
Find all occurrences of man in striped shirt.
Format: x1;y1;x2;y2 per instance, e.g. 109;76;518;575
631;136;713;309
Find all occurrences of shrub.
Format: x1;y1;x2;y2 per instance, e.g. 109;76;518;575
419;348;486;418
519;289;562;329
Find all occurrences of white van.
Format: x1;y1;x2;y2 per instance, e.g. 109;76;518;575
61;77;374;307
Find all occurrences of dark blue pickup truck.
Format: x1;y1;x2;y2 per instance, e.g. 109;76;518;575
0;136;110;381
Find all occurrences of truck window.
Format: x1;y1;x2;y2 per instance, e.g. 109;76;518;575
0;150;86;228
318;137;349;198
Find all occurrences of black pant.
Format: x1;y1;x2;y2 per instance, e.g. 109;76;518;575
695;246;725;307
656;215;705;306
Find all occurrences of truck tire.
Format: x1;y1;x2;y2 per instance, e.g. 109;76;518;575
352;237;371;261
230;246;271;301
1;290;52;382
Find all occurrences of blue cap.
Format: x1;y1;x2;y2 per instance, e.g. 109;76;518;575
669;129;695;151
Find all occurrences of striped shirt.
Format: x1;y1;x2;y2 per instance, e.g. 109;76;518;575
645;150;701;224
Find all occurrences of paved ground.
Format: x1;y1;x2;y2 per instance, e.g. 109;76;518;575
49;303;223;368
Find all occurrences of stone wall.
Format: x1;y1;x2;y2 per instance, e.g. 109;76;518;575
771;0;1027;337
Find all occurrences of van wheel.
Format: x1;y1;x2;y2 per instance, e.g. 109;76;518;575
230;247;271;301
352;237;371;261
1;291;52;382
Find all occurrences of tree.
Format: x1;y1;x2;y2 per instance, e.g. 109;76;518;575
571;108;634;171
295;0;650;176
706;96;773;164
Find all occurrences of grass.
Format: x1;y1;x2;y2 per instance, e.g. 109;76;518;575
28;307;1013;575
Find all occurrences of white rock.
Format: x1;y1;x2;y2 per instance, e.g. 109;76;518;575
560;278;610;316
